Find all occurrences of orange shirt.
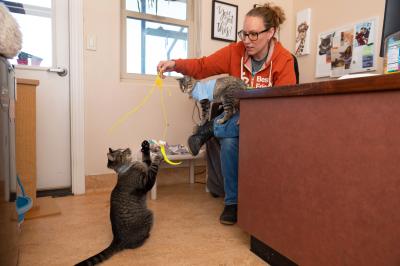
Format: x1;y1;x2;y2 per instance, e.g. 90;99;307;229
174;40;296;88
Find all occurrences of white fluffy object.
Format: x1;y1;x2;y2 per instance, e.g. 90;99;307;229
0;3;22;58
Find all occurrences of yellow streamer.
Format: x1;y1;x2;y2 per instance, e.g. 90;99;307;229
110;73;180;165
155;74;163;88
160;144;182;165
109;73;169;135
159;89;168;139
108;85;156;133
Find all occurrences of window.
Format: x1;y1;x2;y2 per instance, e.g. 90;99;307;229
2;0;52;67
122;0;194;78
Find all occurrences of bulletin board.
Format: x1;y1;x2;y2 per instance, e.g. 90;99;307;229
315;17;378;78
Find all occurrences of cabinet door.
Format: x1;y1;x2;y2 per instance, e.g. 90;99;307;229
0;58;12;201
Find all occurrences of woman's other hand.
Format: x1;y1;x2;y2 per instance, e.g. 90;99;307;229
157;60;176;78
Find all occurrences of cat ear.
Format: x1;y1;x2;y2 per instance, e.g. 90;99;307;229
123;148;131;156
109;147;113;153
107;154;114;161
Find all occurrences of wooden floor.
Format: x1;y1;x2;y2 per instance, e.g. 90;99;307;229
12;181;267;265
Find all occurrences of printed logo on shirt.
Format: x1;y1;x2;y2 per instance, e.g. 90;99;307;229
254;76;272;88
256;76;269;83
241;73;250;85
255;82;268;88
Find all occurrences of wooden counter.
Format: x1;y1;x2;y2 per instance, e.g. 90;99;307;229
16;78;39;206
236;73;400;266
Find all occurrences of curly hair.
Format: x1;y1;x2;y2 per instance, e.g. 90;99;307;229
247;3;286;30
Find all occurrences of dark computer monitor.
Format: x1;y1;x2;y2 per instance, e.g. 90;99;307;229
380;0;400;57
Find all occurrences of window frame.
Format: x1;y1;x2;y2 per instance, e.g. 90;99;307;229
120;0;195;80
3;0;54;69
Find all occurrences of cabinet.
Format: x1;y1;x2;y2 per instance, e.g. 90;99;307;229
16;78;39;207
15;78;61;219
237;73;400;266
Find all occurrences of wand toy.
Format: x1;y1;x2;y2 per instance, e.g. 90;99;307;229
108;73;181;165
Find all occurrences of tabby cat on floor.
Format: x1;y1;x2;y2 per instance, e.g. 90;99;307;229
75;140;162;266
177;75;247;125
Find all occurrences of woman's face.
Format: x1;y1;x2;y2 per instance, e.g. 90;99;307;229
242;16;274;59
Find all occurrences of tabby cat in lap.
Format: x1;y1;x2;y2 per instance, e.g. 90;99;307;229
177;76;247;125
75;141;162;266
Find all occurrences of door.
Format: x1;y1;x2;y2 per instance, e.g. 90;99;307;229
8;0;71;190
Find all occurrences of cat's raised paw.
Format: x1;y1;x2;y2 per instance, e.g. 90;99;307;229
216;118;226;124
141;140;150;152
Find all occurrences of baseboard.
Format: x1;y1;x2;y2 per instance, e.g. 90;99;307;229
250;236;298;266
37;188;72;198
9;192;15;202
9;187;72;202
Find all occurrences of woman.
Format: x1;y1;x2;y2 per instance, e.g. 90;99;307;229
157;3;296;225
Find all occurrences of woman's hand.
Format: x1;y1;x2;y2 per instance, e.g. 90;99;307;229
157;60;176;79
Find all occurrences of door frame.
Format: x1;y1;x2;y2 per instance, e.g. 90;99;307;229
69;0;85;194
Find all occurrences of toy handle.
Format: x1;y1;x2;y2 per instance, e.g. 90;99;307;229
16;175;26;196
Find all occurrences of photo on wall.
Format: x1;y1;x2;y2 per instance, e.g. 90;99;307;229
315;31;335;77
295;8;311;56
351;18;377;73
211;0;238;42
354;22;372;47
330;27;354;77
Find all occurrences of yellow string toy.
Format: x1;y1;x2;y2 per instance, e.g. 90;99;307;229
159;142;182;166
109;72;181;165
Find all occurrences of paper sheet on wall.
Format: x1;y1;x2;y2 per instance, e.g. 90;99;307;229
330;26;354;77
315;31;335;78
350;18;377;74
315;17;378;78
295;8;311;56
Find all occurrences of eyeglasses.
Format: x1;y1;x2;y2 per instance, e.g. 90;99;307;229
237;29;269;41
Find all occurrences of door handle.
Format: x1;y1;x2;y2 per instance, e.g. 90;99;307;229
47;67;68;77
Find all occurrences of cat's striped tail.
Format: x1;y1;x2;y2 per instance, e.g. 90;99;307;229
75;242;121;266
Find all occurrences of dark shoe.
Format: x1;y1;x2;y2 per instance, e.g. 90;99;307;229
188;119;214;156
209;191;220;198
220;204;237;225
